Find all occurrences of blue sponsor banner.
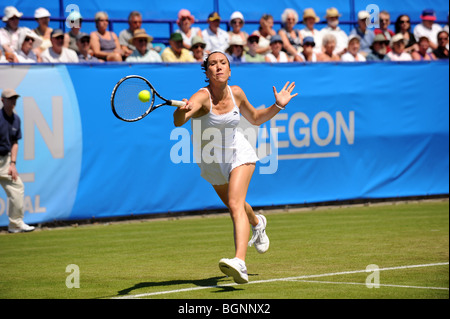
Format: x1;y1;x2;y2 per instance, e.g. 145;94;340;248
0;61;448;226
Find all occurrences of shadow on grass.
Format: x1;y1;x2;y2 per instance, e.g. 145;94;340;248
115;274;259;297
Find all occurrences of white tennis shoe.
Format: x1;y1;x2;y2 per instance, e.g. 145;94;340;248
248;214;269;253
219;257;248;284
8;223;35;233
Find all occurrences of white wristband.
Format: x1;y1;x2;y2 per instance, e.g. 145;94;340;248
275;102;285;110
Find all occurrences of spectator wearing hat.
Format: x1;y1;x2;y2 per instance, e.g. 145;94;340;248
300;8;322;54
349;10;375;56
32;7;52;54
90;11;123;62
202;12;229;52
162;32;195;62
387;33;412;61
190;35;206;62
64;10;84;54
251;14;277;55
414;9;443;50
317;33;340;62
394;14;418;54
119;11;152;58
433;31;449;59
265;35;291;62
76;33;101;63
341;35;366;62
319;7;348;56
126;29;161;62
366;34;391;61
244;34;265;62
279;8;303;58
1;89;35;233
411;36;436;60
298;36;317;61
0;6;25;62
14;28;42;63
226;35;246;62
41;29;79;62
175;9;202;50
228;11;248;45
374;10;395;53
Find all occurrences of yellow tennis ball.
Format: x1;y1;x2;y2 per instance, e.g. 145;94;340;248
138;90;151;103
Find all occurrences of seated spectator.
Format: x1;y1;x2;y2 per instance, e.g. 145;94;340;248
366;34;391;61
341;35;366;61
320;7;348;56
265;35;291;62
15;27;42;63
190;36;206;62
433;31;449;59
126;29;161;62
317;33;340;61
252;14;276;55
299;8;322;54
244;34;265;62
375;10;395;52
119;11;151;59
161;32;195;62
76;33;101;63
41;29;79;62
228;11;248;44
298;36;318;62
202;12;229;52
387;33;412;61
394;14;418;53
32;7;52;54
64;10;84;54
90;11;122;62
279;8;302;58
413;9;442;50
412;36;436;60
349;10;375;56
175;9;202;50
0;6;25;62
226;35;246;62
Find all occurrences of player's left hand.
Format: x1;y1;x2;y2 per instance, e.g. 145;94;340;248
273;81;298;108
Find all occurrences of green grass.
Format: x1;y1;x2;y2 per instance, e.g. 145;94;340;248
0;200;448;299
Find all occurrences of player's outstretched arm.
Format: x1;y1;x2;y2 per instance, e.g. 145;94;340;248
238;81;298;126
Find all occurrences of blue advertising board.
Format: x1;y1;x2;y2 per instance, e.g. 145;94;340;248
0;61;448;226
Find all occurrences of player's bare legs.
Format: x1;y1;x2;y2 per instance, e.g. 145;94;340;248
213;163;256;261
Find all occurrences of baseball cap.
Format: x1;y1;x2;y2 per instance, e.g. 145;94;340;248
76;32;91;41
34;7;51;19
51;29;64;37
1;89;20;99
270;35;283;44
169;32;183;42
208;12;221;22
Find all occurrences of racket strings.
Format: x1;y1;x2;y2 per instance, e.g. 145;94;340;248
113;78;154;121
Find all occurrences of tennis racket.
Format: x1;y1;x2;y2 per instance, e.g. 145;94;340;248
111;75;186;122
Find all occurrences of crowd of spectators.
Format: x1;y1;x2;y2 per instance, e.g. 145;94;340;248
0;5;448;63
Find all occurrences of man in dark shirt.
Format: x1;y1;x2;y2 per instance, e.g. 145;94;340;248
0;89;34;233
433;31;449;59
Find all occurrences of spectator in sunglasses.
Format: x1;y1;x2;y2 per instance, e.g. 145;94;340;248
228;11;248;45
432;30;449;59
41;29;79;62
76;33;101;63
394;14;418;53
190;36;206;62
126;29;161;62
15;28;42;63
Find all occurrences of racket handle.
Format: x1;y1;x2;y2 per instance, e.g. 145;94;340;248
170;100;186;107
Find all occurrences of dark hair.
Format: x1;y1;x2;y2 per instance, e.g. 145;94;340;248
201;51;230;83
395;14;411;33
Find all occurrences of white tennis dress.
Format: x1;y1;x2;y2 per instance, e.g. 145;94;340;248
191;86;259;185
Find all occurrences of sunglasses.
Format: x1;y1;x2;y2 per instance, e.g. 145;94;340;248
438;37;448;41
192;44;205;49
231;20;243;25
248;38;259;44
137;38;148;43
24;37;35;42
400;20;410;24
80;39;90;44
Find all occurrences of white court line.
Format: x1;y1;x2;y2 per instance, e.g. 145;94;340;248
112;262;449;299
289;280;449;291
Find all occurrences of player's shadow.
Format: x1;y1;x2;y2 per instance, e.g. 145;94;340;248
116;274;258;297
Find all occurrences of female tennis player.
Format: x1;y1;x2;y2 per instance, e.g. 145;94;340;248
173;50;298;284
